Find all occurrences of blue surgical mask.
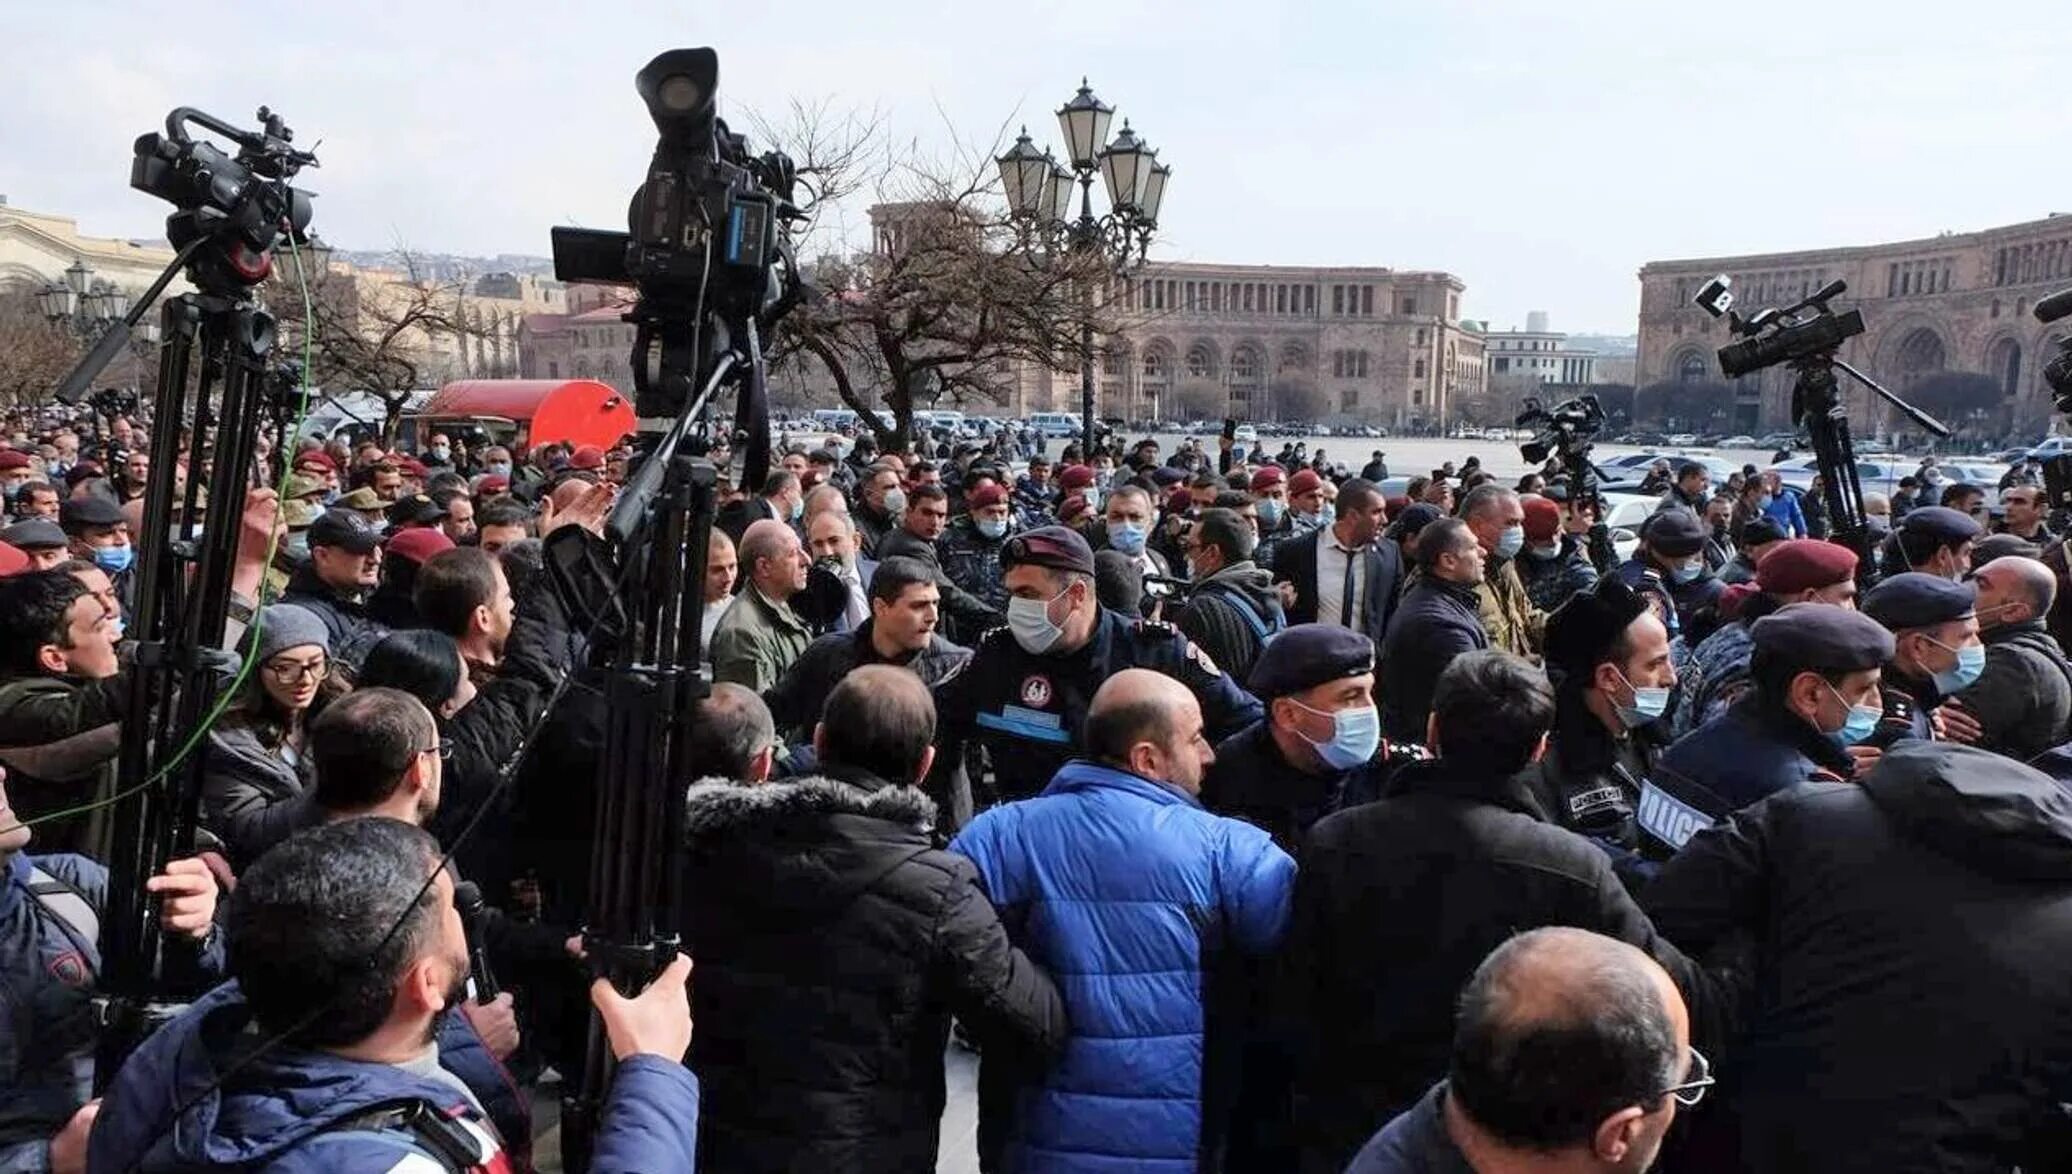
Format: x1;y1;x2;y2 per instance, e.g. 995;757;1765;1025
1316;503;1337;528
1495;524;1526;560
1527;542;1562;561
281;533;312;565
1757;493;1774;509
1007;587;1068;654
1613;668;1671;728
881;487;907;515
1257;497;1286;526
1107;520;1147;555
486;462;512;477
1669;560;1704;584
977;517;1009;540
430;446;451;462
1822;681;1882;747
92;543;134;574
1291;699;1381;770
1927;637;1986;694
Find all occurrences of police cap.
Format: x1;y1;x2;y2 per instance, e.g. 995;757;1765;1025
1737;516;1787;548
1750;602;1895;672
1860;571;1977;632
1899;505;1982;548
386;494;447;528
1;519;67;551
1641;507;1706;558
307;508;383;554
1248;624;1376;700
59;496;124;532
1002;526;1096;577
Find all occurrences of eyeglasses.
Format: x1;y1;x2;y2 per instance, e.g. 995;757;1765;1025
1655;1045;1715;1107
263;658;329;684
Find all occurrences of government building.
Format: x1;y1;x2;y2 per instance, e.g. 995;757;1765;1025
1637;214;2072;435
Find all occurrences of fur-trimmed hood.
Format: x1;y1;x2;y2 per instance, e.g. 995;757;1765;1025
682;773;941;918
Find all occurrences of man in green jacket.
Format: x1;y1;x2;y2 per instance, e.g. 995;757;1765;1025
712;518;813;693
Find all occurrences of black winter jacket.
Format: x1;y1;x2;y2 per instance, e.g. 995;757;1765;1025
1172;561;1283;685
680;770;1068;1173
1379;577;1488;742
1283;758;1719;1174
766;623;972;740
876;527;1002;645
1643;742;2072;1174
199;721;314;867
1951;618;2072;761
280;567;388;671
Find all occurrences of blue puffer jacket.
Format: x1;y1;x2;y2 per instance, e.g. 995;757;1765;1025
1;853;101;1174
86;981;698;1173
951;760;1296;1173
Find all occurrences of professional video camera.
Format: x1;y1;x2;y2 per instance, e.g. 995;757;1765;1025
550;47;805;426
1517;394;1603;464
1696;274;1946;586
2029;289;2072;525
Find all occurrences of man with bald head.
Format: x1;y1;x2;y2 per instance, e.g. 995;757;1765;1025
1944;555;2072;759
710;518;812;692
952;668;1296;1173
1348;927;1698;1173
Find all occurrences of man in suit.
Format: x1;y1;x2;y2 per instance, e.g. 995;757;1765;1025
806;509;876;634
1275;477;1401;648
718;470;806;545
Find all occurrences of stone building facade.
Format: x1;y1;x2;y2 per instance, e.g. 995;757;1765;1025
1102;262;1482;430
0;200;185;297
1638;214;2072;436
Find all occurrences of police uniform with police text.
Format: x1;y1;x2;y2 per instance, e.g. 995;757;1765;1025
1860;572;1981;745
934;610;1264;803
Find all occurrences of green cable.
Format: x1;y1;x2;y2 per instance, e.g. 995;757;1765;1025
1;232;321;838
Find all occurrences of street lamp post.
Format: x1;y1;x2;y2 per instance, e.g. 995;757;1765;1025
39;259;161;393
998;79;1170;459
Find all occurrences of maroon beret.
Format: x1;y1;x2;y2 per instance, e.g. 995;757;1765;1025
1001;525;1096;576
1058;465;1096;490
967;483;1008;511
1755;538;1858;595
1249;466;1286;492
1287;469;1323;496
0;450;32;472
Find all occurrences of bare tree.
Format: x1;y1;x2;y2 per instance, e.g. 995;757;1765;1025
0;290;84;409
268;249;492;443
757;103;1122;453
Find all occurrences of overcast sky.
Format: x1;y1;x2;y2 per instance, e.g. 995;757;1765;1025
4;1;2064;335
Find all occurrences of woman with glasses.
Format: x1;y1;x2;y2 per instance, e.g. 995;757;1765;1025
201;604;344;865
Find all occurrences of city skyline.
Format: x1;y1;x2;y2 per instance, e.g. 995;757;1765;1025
4;0;2065;337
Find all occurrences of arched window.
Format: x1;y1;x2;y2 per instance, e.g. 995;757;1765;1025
1989;338;2023;399
1231;347;1261;383
1187;343;1217;380
1677;353;1707;384
1894;328;1946;387
1279;341;1309;372
1142;350;1168;380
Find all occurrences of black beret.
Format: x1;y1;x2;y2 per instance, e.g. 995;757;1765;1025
59;496;124;531
1750;603;1895;672
1860;571;1977;632
1248;624;1376;699
1737;516;1787;547
1002;525;1096;577
1150;467;1186;487
1972;533;2042;566
1899;505;1982;547
1642;507;1707;558
1544;576;1652;678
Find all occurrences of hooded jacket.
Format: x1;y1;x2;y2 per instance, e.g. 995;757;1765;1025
951;759;1295;1174
1643;742;2072;1173
1173;560;1284;685
199;722;313;867
85;980;693;1173
681;772;1067;1173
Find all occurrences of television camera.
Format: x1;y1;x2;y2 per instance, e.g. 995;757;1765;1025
2028;288;2072;522
1695;274;1946;586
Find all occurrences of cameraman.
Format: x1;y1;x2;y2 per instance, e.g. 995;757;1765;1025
1173;508;1283;685
86;818;700;1173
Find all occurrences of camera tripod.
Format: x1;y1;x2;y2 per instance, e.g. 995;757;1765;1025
1789;352;1948;587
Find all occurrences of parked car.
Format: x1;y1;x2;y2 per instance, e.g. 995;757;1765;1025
1721;435;1757;448
1600;492;1657;563
1758;432;1801;450
1666;433;1698;446
2028;437;2072;460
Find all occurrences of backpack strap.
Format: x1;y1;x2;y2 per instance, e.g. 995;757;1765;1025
26;864;100;958
1193;581;1284;641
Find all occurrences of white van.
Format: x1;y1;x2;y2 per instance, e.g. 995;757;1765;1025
1029;411;1081;438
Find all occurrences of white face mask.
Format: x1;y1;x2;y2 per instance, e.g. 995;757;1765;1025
1007;586;1069;654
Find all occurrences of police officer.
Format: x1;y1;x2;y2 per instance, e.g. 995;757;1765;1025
1858;571;1984;744
938;482;1015;614
1648;604;1893;854
1615;507;1722;639
1668;538;1859;738
1877;504;1981;580
933;526;1264;804
1531;576;1674;866
1200;625;1421;856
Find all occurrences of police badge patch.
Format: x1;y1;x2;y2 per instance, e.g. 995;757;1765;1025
1020;675;1052;707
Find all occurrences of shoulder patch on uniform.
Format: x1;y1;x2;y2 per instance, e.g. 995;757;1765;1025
1184;639;1222;676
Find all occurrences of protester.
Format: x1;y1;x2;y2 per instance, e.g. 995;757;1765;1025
1380;518;1490;742
1287;650;1714;1172
767;555;970;741
56;498;133;616
1275;477;1400;641
86;817;699;1172
711;518;813;692
1;520;68;572
1515;492;1597;612
200;604;340;865
853;463;905;556
953;668;1295;1173
876;483;1001;642
282;508;389;670
682;667;1066;1170
934;526;1263;803
700;528;737;671
1668;538;1859;738
0;570;125;858
1172;507;1283;684
1345;928;1700;1174
1942;555;2072;759
1645;743;2072;1171
413;547;515;686
0;766;220;1174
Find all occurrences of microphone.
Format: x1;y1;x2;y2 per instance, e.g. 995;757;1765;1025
2037;286;2072;325
452;880;500;1003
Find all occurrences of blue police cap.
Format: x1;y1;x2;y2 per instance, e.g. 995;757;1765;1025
1248;624;1376;700
1642;507;1707;558
1898;505;1982;547
1750;602;1895;672
1860;571;1977;632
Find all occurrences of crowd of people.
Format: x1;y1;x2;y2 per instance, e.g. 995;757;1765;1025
4;401;2072;1173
